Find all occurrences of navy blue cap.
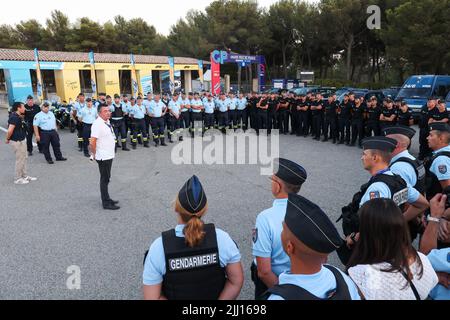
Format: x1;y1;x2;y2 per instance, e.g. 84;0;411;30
178;175;207;214
274;158;307;186
362;136;397;152
429;122;450;133
383;126;416;140
27;95;33;100
285;194;343;254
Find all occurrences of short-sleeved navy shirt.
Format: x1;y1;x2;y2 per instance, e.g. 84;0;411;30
8;113;27;141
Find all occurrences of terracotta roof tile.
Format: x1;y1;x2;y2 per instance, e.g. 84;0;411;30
0;48;209;65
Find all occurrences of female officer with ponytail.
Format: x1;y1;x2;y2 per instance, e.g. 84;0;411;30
142;175;244;300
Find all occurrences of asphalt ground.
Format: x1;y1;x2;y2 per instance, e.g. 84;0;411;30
0;109;421;300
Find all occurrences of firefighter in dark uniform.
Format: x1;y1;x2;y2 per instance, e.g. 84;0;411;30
121;94;132;136
248;92;259;130
256;93;269;135
129;96;150;149
311;93;324;140
110;94;130;151
149;93;168;147
266;194;361;300
277;93;290;135
365;96;381;137
297;94;309;137
383;126;427;240
419;96;439;160
424;122;450;249
73;93;87;152
397;101;413;127
306;92;314;136
142;175;244;300
267;93;279;134
379;98;397;131
24;95;42;156
350;97;364;148
337;94;352;145
322;94;338;143
288;92;297;135
337;136;429;264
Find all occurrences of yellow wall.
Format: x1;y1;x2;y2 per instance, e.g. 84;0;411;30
55;62;200;100
54;69;81;102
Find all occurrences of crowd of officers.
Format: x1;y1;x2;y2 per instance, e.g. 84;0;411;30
69;90;449;156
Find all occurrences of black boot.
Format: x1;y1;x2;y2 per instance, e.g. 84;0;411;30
78;141;83;152
168;135;173;143
154;138;159;147
160;137;167;147
122;142;130;151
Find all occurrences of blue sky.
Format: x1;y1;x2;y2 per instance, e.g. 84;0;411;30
1;0;317;35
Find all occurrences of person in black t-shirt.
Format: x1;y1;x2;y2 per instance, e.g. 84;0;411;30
397;101;413;127
5;102;37;184
350;97;364;147
24;95;42;155
379;98;397;130
430;99;449;124
338;94;352;144
418;96;439;160
364;96;381;137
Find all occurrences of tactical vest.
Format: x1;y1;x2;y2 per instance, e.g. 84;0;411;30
161;224;226;300
391;157;426;195
424;151;450;200
338;173;408;237
111;103;124;119
265;265;351;300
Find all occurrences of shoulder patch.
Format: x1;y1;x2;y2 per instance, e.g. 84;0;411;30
252;228;258;243
370;191;380;200
438;165;447;174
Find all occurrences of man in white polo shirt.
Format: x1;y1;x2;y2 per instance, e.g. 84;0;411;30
90;103;120;210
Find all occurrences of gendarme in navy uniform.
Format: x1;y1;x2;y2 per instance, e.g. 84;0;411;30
252;158;307;299
266;194;361;300
143;175;243;300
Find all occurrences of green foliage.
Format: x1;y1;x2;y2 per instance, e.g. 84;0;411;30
0;1;448;86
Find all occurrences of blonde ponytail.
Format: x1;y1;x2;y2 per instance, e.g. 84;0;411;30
174;196;208;247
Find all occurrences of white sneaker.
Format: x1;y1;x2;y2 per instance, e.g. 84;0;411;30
14;178;29;185
24;176;37;182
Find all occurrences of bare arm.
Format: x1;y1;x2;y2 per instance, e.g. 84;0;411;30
420;194;446;255
142;283;167;300
256;256;278;289
89;137;97;156
33;125;41;142
404;194;429;222
218;262;244;300
5;124;15;143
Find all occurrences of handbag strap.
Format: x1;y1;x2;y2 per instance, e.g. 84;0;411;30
400;269;421;301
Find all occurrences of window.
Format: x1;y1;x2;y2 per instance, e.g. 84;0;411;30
432;77;450;99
